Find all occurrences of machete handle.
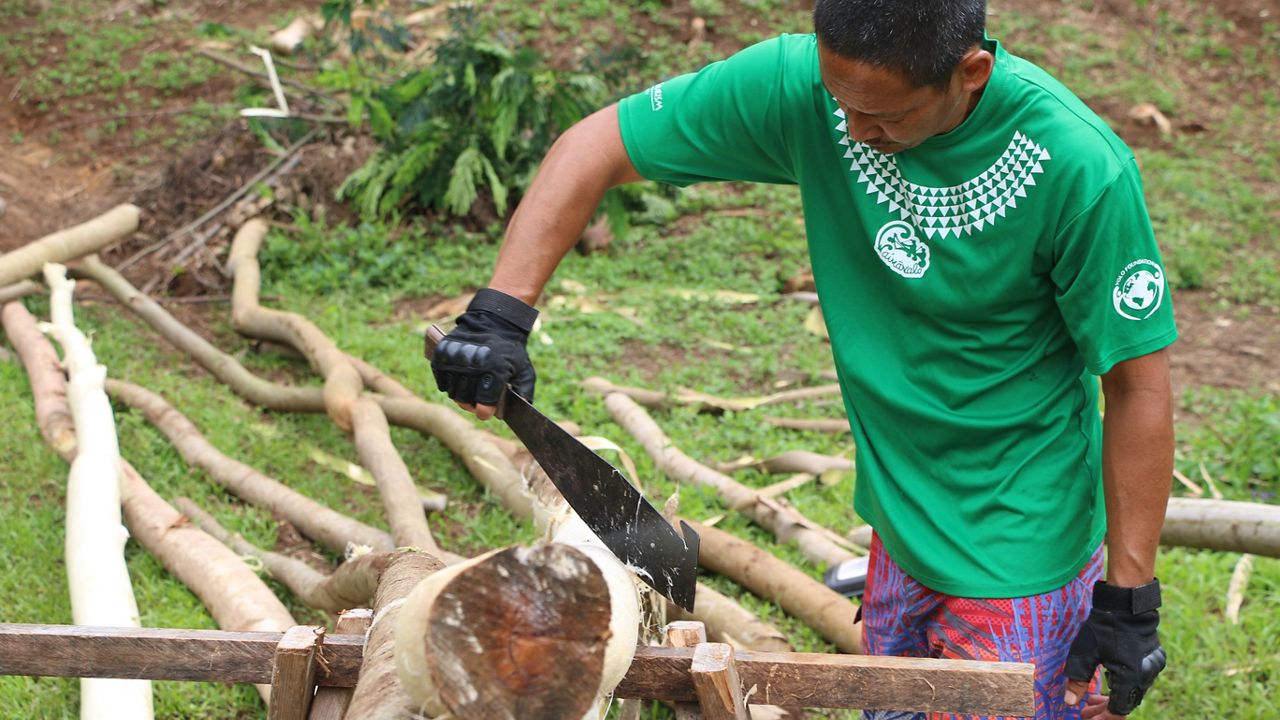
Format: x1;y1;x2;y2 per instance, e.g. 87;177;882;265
423;323;446;359
422;323;508;418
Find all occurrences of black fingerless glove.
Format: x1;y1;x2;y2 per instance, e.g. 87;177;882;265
429;288;538;406
1065;579;1167;715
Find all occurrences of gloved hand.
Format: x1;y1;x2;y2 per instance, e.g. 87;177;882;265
429;288;538;409
1064;579;1167;715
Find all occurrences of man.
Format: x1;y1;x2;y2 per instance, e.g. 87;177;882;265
430;1;1174;718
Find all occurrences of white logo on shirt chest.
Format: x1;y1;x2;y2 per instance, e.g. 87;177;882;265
832;108;1052;279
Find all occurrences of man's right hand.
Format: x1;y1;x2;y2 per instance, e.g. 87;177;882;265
429;288;538;419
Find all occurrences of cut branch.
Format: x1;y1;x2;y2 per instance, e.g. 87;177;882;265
1162;498;1280;557
227;219;440;553
604;392;858;568
106;379;393;554
763;416;849;433
583;376;841;413
0;279;41;303
176;499;394;613
0;205;139;286
718;451;853;476
683;519;861;654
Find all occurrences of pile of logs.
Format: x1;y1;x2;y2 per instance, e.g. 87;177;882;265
0;207;1276;719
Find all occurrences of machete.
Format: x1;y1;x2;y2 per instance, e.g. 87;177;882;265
425;325;699;611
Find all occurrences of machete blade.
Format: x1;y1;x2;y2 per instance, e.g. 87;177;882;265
502;392;699;611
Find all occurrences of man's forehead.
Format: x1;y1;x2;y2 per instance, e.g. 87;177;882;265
818;47;930;115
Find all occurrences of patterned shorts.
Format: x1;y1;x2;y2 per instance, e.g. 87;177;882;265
860;533;1103;720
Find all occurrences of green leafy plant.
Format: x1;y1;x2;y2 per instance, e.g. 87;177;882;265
335;5;607;221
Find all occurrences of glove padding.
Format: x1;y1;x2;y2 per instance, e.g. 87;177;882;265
1065;579;1166;715
430;289;537;407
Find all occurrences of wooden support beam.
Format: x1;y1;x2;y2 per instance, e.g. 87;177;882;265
616;647;1035;717
691;643;748;720
269;626;323;720
0;624;363;687
0;624;1034;716
665;622;707;720
308;610;372;720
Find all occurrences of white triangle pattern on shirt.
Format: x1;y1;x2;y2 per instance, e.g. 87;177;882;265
832;108;1051;239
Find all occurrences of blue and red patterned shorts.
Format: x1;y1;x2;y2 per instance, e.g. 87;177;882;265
860;533;1103;720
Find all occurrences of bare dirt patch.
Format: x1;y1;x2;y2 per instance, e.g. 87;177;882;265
1170;291;1280;395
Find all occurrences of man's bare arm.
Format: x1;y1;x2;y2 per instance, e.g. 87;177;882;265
1099;347;1174;585
489;103;644;306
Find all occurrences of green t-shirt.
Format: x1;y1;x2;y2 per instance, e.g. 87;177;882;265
618;34;1178;597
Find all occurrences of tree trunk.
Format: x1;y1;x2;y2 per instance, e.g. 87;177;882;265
0;205;139;286
105;379;394;554
40;264;153;720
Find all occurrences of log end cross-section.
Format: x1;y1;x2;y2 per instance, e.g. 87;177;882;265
396;544;615;720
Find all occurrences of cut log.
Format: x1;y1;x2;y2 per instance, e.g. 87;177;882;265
684;519;861;654
40;263;152;719
1162;497;1280;557
0;279;41;303
0;205;139;286
604;393;858;568
108;380;394;554
394;542;634;720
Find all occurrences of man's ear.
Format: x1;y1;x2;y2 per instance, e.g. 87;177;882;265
955;48;994;93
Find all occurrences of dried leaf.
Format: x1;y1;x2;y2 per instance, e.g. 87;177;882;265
664;288;760;304
577;435;641;490
819;469;847;487
1226;553;1254;624
804;306;829;339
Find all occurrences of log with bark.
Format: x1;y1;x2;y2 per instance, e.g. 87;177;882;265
601;392;859;568
226;219;441;555
683;519;861;655
175;498;396;614
38;264;153;720
106;379;394;555
0;205;139;286
1162;497;1280;558
74;255;532;523
583;376;842;413
3;300;296;705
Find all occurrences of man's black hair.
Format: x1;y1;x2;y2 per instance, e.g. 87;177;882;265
813;0;987;87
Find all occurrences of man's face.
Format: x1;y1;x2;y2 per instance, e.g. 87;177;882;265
818;44;980;154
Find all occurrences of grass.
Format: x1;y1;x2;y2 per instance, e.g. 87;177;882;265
2;0;1279;718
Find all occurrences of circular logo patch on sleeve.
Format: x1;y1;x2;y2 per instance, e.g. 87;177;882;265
1112;259;1166;320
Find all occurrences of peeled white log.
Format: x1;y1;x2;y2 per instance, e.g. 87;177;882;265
0;205;139;286
40;263;153;720
1162;497;1280;558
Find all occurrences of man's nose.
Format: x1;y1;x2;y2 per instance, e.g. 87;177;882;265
846;111;882;143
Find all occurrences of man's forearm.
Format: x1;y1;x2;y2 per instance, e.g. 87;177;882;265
1099;350;1174;586
489;103;643;305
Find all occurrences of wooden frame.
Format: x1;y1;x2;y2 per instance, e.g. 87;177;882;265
0;623;1035;717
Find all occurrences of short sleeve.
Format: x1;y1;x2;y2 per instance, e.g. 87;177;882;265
1051;159;1178;375
617;36;803;187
